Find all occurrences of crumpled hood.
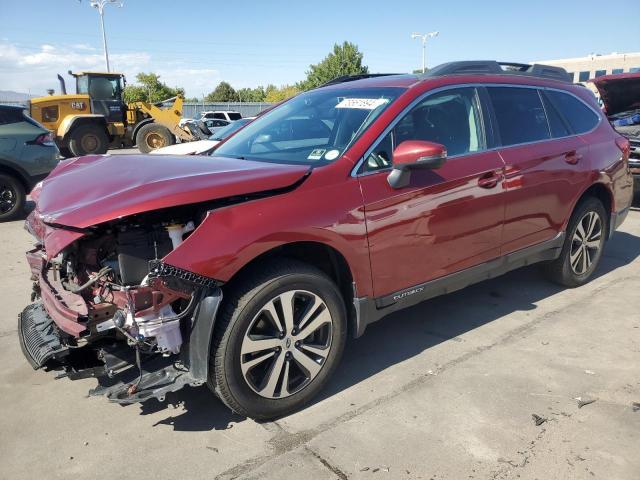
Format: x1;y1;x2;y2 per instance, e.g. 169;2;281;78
36;154;310;229
590;73;640;116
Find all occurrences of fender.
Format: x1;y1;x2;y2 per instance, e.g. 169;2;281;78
0;159;35;191
131;118;154;143
57;115;107;140
163;165;374;297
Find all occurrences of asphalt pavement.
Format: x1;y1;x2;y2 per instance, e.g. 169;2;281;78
1;200;639;479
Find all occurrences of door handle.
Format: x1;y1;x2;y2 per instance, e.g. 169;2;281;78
565;151;583;165
478;171;500;189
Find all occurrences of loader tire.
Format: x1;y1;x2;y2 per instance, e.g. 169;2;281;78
68;124;109;157
136;123;174;153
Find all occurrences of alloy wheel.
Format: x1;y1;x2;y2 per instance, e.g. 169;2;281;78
0;184;17;215
570;211;602;275
240;290;333;399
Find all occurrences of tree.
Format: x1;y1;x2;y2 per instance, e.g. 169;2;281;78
237;86;266;102
265;84;300;103
123;72;184;103
298;41;369;90
205;81;238;102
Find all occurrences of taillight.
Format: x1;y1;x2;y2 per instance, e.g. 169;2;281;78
615;136;630;162
32;133;55;147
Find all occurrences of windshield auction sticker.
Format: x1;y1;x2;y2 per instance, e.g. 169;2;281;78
335;98;389;110
307;149;326;160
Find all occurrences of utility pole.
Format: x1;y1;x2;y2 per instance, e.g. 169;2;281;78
84;0;123;72
411;31;439;73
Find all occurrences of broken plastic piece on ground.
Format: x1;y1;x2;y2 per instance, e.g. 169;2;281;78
575;396;597;408
531;413;547;426
89;354;203;404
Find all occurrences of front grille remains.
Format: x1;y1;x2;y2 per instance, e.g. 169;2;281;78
148;261;219;289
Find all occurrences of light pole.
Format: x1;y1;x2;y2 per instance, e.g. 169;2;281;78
411;31;439;73
86;0;123;72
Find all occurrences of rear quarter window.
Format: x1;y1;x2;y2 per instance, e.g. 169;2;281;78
546;90;600;134
487;87;550;146
0;108;25;126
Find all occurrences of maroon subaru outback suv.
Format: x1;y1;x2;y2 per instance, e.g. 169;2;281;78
20;61;633;419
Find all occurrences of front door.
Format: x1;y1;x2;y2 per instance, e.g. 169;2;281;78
87;76;126;124
357;87;506;298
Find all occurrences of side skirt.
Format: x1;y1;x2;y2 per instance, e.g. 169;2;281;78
352;232;565;337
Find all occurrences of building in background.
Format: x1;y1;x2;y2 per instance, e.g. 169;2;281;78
535;52;640;83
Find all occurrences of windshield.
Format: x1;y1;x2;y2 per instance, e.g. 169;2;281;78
227;112;242;120
209;118;252;141
212;87;403;165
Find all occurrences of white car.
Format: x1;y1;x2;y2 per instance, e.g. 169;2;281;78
151;117;254;156
199;110;242;122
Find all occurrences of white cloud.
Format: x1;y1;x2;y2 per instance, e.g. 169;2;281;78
0;41;220;98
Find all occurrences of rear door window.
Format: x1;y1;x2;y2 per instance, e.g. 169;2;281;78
487;87;550;146
546;90;600;134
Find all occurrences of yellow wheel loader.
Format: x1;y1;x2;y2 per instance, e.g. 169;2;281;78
29;72;196;157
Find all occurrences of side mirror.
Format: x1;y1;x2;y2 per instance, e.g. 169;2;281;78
387;140;447;189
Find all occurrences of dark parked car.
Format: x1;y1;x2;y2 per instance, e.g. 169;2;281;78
20;61;633;419
0;105;59;221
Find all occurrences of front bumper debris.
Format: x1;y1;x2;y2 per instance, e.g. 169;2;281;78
88;353;202;404
18;302;69;369
17;288;223;404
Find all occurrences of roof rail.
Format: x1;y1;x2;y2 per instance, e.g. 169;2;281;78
424;61;572;83
321;73;403;87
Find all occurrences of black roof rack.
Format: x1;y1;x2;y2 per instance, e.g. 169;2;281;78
424;61;572;83
321;73;404;87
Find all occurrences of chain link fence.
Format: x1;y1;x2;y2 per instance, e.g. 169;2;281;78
0;98;274;119
182;102;274;119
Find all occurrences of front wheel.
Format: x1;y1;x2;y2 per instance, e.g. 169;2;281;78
135;123;174;153
208;260;347;419
543;197;607;287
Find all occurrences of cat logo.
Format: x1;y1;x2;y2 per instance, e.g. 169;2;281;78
71;101;86;110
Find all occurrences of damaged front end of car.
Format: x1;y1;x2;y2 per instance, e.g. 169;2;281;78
19;206;223;404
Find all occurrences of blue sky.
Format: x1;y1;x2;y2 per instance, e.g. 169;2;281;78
1;0;639;97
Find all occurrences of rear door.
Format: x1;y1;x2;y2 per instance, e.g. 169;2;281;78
357;86;506;298
486;86;589;253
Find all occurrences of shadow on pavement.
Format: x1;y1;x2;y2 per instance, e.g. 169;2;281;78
142;229;640;431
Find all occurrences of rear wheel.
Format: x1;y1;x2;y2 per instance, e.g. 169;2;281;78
135;123;174;153
208;260;347;419
68;124;109;156
544;197;607;287
0;174;25;222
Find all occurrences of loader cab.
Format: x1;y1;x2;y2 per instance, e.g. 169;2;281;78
73;72;126;124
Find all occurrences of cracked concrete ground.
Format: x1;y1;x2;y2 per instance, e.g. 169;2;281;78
1;202;639;480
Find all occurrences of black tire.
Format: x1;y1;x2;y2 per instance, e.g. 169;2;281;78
135;123;174;153
59;146;73;158
543;197;607;287
68;124;109;157
208;259;347;420
0;173;25;222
